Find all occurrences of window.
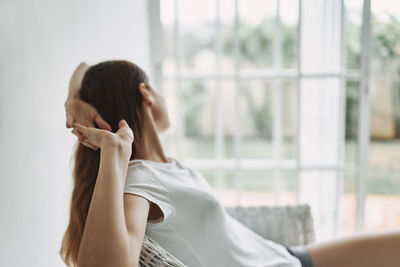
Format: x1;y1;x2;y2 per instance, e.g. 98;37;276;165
365;0;400;233
149;0;400;242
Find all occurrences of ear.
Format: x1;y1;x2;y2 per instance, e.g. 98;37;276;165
139;82;155;106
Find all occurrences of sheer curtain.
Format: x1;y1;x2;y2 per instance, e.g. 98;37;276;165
299;0;346;241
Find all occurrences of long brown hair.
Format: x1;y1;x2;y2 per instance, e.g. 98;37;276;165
59;60;151;267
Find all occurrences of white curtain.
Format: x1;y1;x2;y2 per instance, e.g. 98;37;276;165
299;0;344;241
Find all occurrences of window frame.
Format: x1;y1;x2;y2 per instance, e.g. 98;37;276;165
149;0;371;236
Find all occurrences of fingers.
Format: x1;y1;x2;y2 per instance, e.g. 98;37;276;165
82;140;98;150
118;119;127;129
72;122;95;144
117;119;134;141
71;129;84;141
94;114;112;131
118;119;130;132
72;122;104;148
72;122;87;137
72;128;98;150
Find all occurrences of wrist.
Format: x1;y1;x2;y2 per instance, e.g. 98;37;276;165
100;145;131;180
101;142;132;161
65;93;78;102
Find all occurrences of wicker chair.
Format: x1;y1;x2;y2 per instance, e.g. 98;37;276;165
139;204;315;267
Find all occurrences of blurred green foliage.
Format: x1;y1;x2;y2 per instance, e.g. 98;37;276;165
346;13;400;139
222;18;295;138
181;80;207;137
179;13;400;195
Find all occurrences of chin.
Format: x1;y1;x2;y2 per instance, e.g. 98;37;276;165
157;121;170;134
162;123;170;133
163;117;171;131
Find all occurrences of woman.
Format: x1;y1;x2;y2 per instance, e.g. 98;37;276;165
60;60;400;267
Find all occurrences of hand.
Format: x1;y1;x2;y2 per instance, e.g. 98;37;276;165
72;120;134;154
65;98;112;142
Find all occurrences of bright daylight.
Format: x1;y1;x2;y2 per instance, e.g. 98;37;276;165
1;0;399;267
161;0;400;240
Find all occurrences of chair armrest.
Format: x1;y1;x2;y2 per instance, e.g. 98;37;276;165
140;235;187;267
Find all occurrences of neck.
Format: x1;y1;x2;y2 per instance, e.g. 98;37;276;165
134;108;169;163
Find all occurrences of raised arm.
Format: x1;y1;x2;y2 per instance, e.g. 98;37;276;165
73;120;149;267
67;62;90;101
64;62;112;145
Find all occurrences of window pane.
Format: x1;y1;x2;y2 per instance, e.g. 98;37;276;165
237;0;276;70
338;172;357;237
195;170;234;205
161;0;176;75
236;79;296;160
281;0;299;69
365;2;400;233
366;160;400;232
219;170;239;206
239;79;273;158
344;80;359;164
221;79;297;160
222;170;297;206
196;169;298;207
225;79;297;159
344;0;363;69
281;80;297;159
218;79;237;158
220;0;236;73
180;0;217;73
181;80;217;158
163;79;179;158
198;170;219;188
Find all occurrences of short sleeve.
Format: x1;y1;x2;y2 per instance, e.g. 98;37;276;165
124;163;175;223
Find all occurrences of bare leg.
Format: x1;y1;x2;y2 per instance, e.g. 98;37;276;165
306;229;400;267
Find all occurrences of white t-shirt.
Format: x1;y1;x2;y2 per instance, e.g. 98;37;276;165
124;156;302;267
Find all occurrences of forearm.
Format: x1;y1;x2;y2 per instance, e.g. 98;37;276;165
67;62;90;101
77;146;134;267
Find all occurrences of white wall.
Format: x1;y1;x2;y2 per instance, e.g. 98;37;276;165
0;0;151;266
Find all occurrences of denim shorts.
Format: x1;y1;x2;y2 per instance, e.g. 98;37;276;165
284;245;314;267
